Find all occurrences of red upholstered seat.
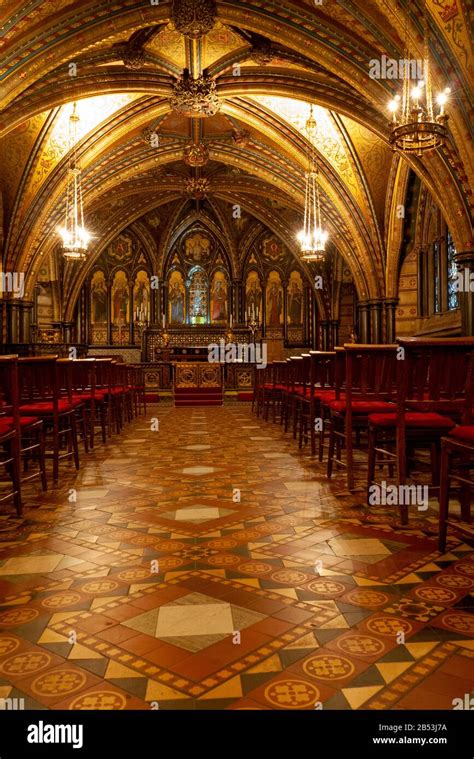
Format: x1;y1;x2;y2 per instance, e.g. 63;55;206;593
0;416;40;428
19;400;76;414
369;411;455;429
447;425;474;443
315;390;346;403
0;420;14;437
294;386;311;396
329;399;395;414
72;391;106;402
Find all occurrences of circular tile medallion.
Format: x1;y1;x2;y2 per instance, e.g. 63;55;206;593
0;651;52;676
336;634;385;657
0;637;20;657
414;587;457;604
303;654;355;681
117;568;151;581
42;592;82;610
308;579;346;596
206;538;237;550
344;589;389;607
0;608;39;627
31;669;88;697
68;691;127;710
440;612;474;635
366;616;413;637
264;679;320;709
436;574;473;589
206;554;241;567
271;570;310;585
81;580;119;594
238;561;273;576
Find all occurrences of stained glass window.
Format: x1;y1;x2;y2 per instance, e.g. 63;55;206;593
447;231;459;311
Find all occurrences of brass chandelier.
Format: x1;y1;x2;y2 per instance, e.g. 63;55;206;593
388;17;450;156
297;106;328;262
57;103;91;260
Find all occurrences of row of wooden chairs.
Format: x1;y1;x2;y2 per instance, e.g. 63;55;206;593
0;356;147;515
253;338;474;550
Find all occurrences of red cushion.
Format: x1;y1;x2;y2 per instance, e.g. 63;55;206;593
448;425;474;444
0;420;13;437
1;416;40;428
110;387;125;395
294;386;310;396
314;389;336;400
369;412;456;429
329;400;395;414
20;400;75;414
73;391;106;402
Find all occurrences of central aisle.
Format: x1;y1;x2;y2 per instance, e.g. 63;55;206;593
0;404;472;710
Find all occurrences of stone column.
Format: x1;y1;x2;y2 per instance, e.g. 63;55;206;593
368;299;383;343
311;292;318;349
107;279;112;345
261;284;267;338
384;298;399;343
283;281;288;343
357;301;370;343
6;301;21;344
18;301;34;344
455;249;474;336
128;280;134;346
330;320;339;349
62;321;75;345
320;320;330;351
230;279;240;325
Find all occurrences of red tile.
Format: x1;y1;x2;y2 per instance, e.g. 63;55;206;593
98;625;139;644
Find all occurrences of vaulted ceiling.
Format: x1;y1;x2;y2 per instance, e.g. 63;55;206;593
0;0;472;311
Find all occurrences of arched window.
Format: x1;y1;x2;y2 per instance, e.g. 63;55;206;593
188;267;208;325
447;232;459;311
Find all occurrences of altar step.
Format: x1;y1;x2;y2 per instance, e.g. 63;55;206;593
174;387;223;407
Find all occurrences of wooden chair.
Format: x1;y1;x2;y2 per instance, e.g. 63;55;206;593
18;357;80;483
91;357;113;448
0;357;22;514
70;358;106;449
438;352;474;550
368;338;474;524
299;350;336;457
281;356;305;435
252;362;263;415
58;359;89;455
130;364;147;417
0;355;47;495
261;361;286;422
327;345;398;490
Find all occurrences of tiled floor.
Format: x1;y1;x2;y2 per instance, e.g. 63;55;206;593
0;403;473;711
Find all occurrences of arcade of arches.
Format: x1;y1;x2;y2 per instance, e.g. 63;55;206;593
0;0;473;716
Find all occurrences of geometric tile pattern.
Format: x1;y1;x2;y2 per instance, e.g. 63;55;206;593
0;404;473;710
